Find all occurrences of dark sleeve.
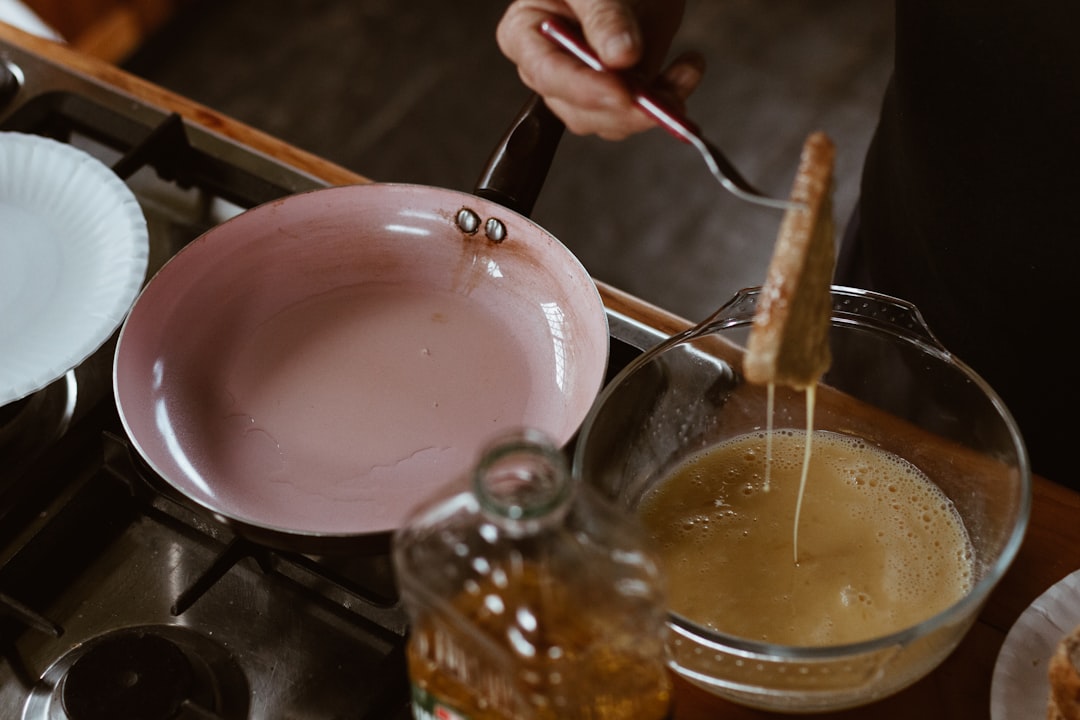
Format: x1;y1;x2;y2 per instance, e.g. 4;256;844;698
847;0;1080;483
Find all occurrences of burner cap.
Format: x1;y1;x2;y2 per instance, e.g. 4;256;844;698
61;631;194;720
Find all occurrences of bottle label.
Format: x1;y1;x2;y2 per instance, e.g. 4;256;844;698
411;684;473;720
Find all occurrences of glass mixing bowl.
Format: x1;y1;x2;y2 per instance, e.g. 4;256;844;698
572;286;1031;712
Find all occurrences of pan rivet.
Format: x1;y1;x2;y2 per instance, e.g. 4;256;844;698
456;208;480;234
485;218;507;243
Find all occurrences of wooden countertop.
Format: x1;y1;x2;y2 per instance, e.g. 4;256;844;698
2;21;1073;718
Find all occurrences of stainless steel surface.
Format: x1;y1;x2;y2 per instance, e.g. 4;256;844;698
1;435;407;718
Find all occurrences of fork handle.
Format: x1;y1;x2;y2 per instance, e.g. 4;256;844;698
538;17;702;145
539;16;797;211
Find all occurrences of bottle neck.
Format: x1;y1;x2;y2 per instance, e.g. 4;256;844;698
473;429;572;532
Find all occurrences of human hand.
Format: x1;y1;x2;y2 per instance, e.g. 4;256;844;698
496;0;705;140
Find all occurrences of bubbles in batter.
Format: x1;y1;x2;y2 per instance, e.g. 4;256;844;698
638;430;974;646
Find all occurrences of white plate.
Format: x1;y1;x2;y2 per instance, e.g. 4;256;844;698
991;568;1080;719
0;132;148;405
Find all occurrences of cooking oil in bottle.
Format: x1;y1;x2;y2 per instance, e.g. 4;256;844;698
393;429;671;720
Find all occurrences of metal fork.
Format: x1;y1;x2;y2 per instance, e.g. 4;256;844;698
540;17;797;211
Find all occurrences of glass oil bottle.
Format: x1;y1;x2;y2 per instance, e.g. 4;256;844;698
392;429;671;720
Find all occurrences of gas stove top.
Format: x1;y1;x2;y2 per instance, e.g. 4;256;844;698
0;29;664;720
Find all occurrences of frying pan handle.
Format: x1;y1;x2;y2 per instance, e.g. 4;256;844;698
473;93;565;218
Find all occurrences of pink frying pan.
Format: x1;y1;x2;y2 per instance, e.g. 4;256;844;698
113;98;609;554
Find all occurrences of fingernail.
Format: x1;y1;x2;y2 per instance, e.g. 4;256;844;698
603;31;636;63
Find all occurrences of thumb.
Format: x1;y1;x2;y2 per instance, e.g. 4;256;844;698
567;0;643;68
